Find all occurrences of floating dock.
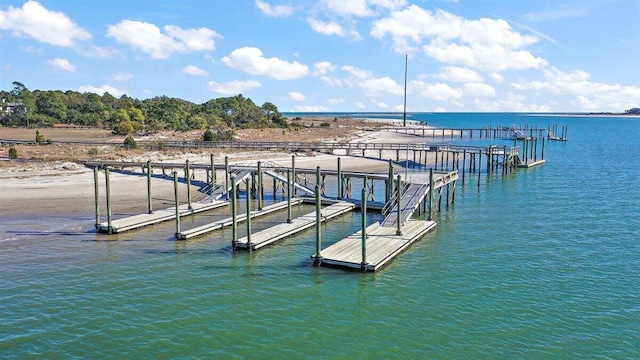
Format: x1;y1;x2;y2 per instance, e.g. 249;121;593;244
236;201;356;250
518;159;546;168
318;220;436;271
97;200;227;234
177;198;304;240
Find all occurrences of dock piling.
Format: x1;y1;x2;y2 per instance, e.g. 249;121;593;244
231;175;237;250
396;174;402;236
314;184;322;265
186;160;192;210
173;171;180;239
361;186;368;271
287;170;292;223
245;178;252;252
224;156;229;200
94;166;100;230
147;160;152;214
105;167;112;235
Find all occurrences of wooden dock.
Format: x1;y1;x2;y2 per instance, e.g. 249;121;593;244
236;201;356;250
176;198;305;240
518;159;546;168
97;200;227;234
318;220;437;271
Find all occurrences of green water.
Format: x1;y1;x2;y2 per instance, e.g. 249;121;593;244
1;114;639;358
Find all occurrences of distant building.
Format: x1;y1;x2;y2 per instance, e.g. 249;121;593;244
1;98;25;116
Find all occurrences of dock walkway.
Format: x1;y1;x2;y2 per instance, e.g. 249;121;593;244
177;198;304;240
97;200;227;234
319;220;437;271
381;183;430;227
236;201;356;250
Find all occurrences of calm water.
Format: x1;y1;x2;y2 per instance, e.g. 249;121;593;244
1;114;639;358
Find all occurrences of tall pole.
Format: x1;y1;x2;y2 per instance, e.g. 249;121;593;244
403;54;408;127
93;166;100;230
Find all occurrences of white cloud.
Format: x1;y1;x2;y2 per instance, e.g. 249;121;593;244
20;45;41;53
112;72;133;81
47;58;76;72
0;1;91;47
289;91;306;101
293;105;329;112
511;67;640;111
222;47;308;80
361;77;403;97
207;80;262;95
463;82;495;97
376;101;389;108
320;76;344;87
356;102;366;109
327;98;345;105
523;3;591;22
255;0;294;17
321;0;373;17
474;94;550;112
342;65;372;79
411;80;463;101
489;72;505;83
434;66;483;82
78;84;126;97
371;5;547;71
307;18;361;40
107;20;220;59
183;65;209;76
312;61;337;76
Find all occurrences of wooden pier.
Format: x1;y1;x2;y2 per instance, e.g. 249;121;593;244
235;200;356;250
318;220;436;271
177;198;305;240
97;200;227;234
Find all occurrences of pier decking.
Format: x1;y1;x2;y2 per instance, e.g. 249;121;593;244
97;200;227;234
236;201;356;250
177;198;305;240
319;220;437;271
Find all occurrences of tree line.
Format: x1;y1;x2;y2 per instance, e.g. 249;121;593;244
0;81;287;135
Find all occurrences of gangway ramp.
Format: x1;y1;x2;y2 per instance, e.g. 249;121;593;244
236;201;356;250
203;168;252;201
263;170;315;196
381;183;430;228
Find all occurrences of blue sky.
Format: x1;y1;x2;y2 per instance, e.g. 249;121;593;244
0;0;638;112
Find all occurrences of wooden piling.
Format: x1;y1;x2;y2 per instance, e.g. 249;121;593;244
105;168;112;234
287;170;292;223
186;160;192;210
361;186;367;270
224;156;229;200
231;176;237;250
94;166;100;229
314;184;322;265
257;161;263;210
245;178;252;252
396;174;402;236
146;160;152;214
173;171;180;239
477;149;482;187
337;157;342;200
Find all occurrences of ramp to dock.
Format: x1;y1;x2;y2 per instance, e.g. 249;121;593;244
318;220;436;271
236;201;356;250
381;183;430;227
204;169;252;201
177;198;304;240
263;170;315;196
97;200;228;234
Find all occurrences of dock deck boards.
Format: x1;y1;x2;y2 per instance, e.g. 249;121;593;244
177;198;304;240
319;220;436;271
98;200;228;233
236;201;356;250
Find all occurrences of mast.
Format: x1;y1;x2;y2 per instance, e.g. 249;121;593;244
403;54;408;127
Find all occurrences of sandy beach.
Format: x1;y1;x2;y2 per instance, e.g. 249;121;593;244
0;125;435;218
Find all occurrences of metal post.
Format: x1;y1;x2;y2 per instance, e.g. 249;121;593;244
316;166;321;197
396;174;402;236
361;186;368;270
478;149;482;187
542;137;546;160
245;178;252;252
173;171;180;239
231;176;237;250
462;150;466;185
105;168;112;234
94;166;100;230
185;160;192;210
146;160;152;214
286;170;292;223
387;159;394;203
314;184;322;265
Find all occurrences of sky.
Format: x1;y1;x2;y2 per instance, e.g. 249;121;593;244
0;0;639;113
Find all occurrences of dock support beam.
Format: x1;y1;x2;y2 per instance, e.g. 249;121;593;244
231;176;237;250
105;168;112;235
396;174;402;236
361;186;368;271
186;160;192;210
314;184;322;265
173;171;180;239
245;178;252;253
146;160;152;214
93;166;100;230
